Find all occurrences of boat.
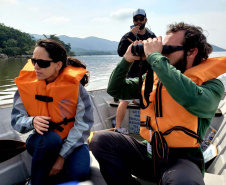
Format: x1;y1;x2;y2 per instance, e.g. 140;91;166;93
0;89;225;185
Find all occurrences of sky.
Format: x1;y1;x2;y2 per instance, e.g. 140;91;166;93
0;0;226;49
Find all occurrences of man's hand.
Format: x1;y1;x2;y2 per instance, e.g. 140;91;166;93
143;36;163;57
131;26;140;35
49;155;65;176
33;116;51;135
124;40;143;63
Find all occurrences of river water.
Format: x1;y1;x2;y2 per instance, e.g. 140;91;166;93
0;52;226;105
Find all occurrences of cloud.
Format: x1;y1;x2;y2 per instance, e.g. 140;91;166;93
92;17;110;23
92;8;134;23
43;16;70;25
110;8;135;20
27;7;39;11
0;0;18;5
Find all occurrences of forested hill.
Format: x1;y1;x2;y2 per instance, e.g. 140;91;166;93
0;23;35;56
0;24;74;57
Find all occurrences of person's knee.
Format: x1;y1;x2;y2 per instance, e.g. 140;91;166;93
90;131;112;156
89;131;104;152
162;167;204;185
43;131;62;149
162;177;201;185
26;131;62;154
33;131;62;150
120;100;130;106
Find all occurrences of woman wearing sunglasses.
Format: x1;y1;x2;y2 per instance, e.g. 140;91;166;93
11;39;94;185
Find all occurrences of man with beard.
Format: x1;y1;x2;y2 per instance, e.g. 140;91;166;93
90;22;225;185
115;8;156;134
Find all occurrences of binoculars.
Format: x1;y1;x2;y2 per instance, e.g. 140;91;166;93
131;44;185;56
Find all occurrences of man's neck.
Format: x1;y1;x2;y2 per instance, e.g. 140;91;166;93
138;28;146;35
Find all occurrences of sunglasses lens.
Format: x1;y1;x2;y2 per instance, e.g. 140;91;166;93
134;17;144;22
31;59;51;68
162;45;185;54
162;46;173;54
139;17;144;21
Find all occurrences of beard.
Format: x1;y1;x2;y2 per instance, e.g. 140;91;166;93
173;53;187;73
139;23;145;30
135;22;146;30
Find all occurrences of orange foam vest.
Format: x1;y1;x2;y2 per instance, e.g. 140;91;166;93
140;57;226;147
15;60;88;139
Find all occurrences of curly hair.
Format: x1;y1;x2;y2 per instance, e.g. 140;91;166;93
166;22;212;66
36;39;89;86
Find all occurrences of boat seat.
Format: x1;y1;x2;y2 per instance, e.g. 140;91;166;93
0;93;225;185
109;100;140;109
109;98;223;116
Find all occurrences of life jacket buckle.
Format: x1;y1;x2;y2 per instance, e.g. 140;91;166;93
49;121;64;132
35;95;53;102
145;116;153;130
62;117;69;126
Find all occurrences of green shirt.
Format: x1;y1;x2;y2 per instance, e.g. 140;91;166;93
107;52;225;174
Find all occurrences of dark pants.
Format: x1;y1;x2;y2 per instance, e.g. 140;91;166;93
26;131;90;185
90;130;205;185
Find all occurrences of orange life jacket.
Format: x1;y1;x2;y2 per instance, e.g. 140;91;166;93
14;59;88;139
140;57;226;148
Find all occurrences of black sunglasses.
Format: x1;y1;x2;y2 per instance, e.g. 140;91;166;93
162;45;186;54
31;58;55;68
133;16;145;22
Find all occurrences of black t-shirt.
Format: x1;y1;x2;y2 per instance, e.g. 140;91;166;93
117;29;156;78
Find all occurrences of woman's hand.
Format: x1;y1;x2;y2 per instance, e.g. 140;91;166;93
33;116;51;135
49;155;65;176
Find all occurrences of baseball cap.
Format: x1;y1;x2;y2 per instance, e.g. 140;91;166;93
133;9;146;18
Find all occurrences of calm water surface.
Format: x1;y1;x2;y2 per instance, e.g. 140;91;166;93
0;55;121;105
0;52;226;105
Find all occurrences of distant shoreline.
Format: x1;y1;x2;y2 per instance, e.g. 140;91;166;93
0;53;119;59
0;47;225;59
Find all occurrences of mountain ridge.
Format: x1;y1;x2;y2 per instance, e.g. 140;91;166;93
31;34;118;53
31;34;226;54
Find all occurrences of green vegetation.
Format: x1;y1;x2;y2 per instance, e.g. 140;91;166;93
0;23;75;57
43;34;75;56
0;23;35;56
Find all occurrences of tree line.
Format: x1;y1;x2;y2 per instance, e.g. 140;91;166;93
0;23;74;57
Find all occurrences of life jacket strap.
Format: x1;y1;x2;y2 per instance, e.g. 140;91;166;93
151;131;169;182
138;56;153;109
49;121;64;132
59;117;75;126
151;126;202;182
163;126;203;143
49;117;75;132
155;81;163;117
35;95;53;102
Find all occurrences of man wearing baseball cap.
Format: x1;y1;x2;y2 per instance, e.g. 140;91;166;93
115;9;156;134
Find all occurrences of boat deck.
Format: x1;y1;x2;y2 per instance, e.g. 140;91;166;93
0;90;225;185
